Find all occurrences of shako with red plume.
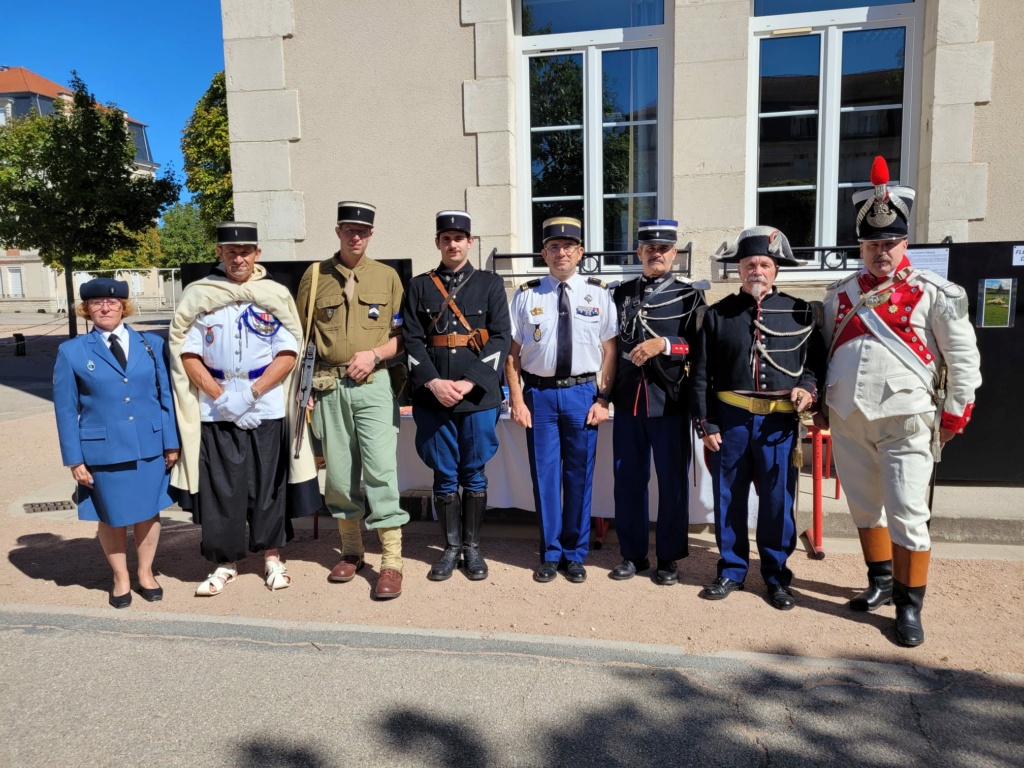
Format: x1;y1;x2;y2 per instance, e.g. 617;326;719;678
852;156;915;242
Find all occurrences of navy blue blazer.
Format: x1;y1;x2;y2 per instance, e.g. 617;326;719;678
54;325;179;467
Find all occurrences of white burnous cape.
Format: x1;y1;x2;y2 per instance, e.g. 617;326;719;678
168;264;317;497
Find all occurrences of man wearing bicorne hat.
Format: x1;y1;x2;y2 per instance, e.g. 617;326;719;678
609;219;706;585
296;202;408;600
689;226;825;610
819;157;981;646
506;216;618;584
401;211;511;582
169;222;320;597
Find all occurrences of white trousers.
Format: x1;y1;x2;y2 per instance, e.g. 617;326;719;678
829;408;934;551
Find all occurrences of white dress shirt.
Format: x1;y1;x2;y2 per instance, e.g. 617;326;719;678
509;273;618;377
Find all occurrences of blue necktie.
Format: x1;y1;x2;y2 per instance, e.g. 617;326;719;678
555;282;572;379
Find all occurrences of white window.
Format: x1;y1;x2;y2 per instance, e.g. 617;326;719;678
7;267;23;298
747;2;922;273
515;1;672;269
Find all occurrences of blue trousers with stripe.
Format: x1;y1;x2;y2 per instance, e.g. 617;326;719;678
709;402;797;587
613;409;690;563
524;381;598;564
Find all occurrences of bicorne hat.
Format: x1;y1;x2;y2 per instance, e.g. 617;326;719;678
714;226;802;267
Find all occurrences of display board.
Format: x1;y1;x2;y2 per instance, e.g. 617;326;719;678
909;241;1024;483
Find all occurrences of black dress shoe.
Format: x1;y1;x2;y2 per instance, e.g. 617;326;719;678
766;584;796;611
534;561;559;583
564;561;587;583
654;559;678;586
109;590;132;609
610;558;649;580
137;585;163;602
700;576;744;600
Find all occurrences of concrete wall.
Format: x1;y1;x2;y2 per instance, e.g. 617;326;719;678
222;0;480;273
971;0;1024;242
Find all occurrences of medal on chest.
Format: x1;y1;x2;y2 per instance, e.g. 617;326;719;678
87;360;96;371
205;328;214;344
533;324;542;342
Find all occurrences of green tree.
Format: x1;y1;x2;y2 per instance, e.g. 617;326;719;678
158;201;215;270
0;72;179;336
97;225;163;272
181;71;233;235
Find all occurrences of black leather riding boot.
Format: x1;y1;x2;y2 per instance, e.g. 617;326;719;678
462;490;488;581
428;493;462;581
849;559;894;612
892;581;926;647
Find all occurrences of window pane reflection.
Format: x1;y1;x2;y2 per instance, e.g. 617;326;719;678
758;190;817;248
755;0;912;15
602;48;658;121
838;109;902;183
604;125;657;196
522;0;664;36
529;55;583;127
532;200;585;254
532;130;584;198
758;115;818;187
760;35;820;113
836;188;864;247
842;28;906;107
604;196;657;252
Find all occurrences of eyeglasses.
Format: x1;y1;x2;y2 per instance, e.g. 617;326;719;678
340;227;372;240
88;299;122;308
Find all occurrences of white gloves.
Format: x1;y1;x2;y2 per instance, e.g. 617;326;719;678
214;388;256;421
234;412;262;430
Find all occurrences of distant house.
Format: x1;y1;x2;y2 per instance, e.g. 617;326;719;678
0;66;166;311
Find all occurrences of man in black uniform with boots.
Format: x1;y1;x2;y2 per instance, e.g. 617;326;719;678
402;211;511;581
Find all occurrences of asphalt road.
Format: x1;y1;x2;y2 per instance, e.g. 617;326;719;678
1;605;1022;768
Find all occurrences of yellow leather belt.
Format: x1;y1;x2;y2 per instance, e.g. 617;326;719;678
717;391;794;414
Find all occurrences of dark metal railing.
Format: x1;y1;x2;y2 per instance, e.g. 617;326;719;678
720;244;862;276
490;241;693;282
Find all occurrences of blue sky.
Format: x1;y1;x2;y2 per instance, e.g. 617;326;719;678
6;1;224;199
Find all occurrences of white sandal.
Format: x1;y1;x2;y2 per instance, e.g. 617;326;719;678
195;565;237;597
265;560;291;591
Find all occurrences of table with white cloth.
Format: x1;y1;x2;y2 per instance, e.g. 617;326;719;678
397;411;759;524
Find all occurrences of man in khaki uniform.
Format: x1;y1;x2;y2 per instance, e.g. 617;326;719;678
297;201;408;599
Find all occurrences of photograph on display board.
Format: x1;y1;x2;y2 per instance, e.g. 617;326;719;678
977;278;1017;328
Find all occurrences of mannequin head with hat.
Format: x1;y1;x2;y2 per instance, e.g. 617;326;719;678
216;221;261;284
637;219;679;279
540;216;584;282
335;201;376;266
715;226;801;301
76;278;134;332
854;156;915;280
435;210;474;272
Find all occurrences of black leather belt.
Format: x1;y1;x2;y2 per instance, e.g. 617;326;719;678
206;363;269;381
523;372;597;389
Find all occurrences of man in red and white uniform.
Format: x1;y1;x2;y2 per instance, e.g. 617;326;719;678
819;157;982;647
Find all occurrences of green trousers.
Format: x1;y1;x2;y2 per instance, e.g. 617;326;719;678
311;374;408;529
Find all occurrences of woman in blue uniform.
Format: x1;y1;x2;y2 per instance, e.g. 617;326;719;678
53;279;179;608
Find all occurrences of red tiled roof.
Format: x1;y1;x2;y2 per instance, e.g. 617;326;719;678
0;66;144;125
